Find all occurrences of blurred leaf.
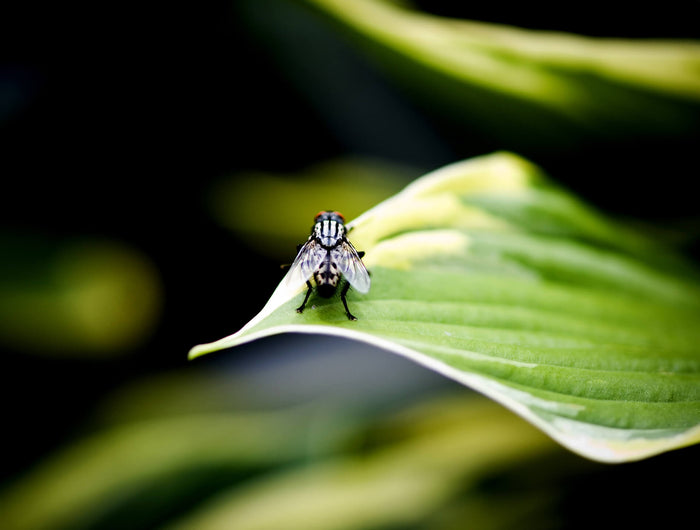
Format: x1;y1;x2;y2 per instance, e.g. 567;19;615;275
164;398;557;530
0;236;161;357
0;408;356;530
191;152;700;462
209;158;416;259
0;385;565;530
279;0;700;145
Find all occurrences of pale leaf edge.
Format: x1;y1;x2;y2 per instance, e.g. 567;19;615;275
189;322;700;463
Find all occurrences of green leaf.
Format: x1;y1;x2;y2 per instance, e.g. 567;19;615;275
281;0;700;145
190;152;700;462
163;397;559;530
0;390;562;530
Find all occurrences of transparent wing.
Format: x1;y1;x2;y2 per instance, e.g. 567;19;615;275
332;241;371;293
285;239;326;290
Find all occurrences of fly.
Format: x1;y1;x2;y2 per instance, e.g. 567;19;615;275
285;210;370;320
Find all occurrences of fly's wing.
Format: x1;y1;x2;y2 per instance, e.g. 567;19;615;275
332;240;371;293
285;238;326;290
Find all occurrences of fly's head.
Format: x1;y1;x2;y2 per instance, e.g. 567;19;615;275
313;210;345;226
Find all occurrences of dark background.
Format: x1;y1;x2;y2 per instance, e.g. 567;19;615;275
1;0;699;497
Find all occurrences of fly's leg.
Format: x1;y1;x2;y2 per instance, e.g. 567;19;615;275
340;281;357;321
296;281;313;314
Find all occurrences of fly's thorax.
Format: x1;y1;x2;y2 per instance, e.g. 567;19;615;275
313;218;346;248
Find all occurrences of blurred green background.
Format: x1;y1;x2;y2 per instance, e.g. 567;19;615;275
1;1;699;528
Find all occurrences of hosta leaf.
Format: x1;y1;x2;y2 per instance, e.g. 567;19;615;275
190;152;700;462
267;0;700;146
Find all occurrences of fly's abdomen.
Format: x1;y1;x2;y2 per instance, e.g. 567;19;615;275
314;259;340;298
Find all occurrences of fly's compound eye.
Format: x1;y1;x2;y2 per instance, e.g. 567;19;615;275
314;210;345;223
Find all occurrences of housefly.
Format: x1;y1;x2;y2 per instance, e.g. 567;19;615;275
285;210;370;320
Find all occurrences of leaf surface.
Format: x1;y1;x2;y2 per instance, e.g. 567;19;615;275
191;152;700;462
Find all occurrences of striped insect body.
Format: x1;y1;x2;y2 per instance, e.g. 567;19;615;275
286;211;370;320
